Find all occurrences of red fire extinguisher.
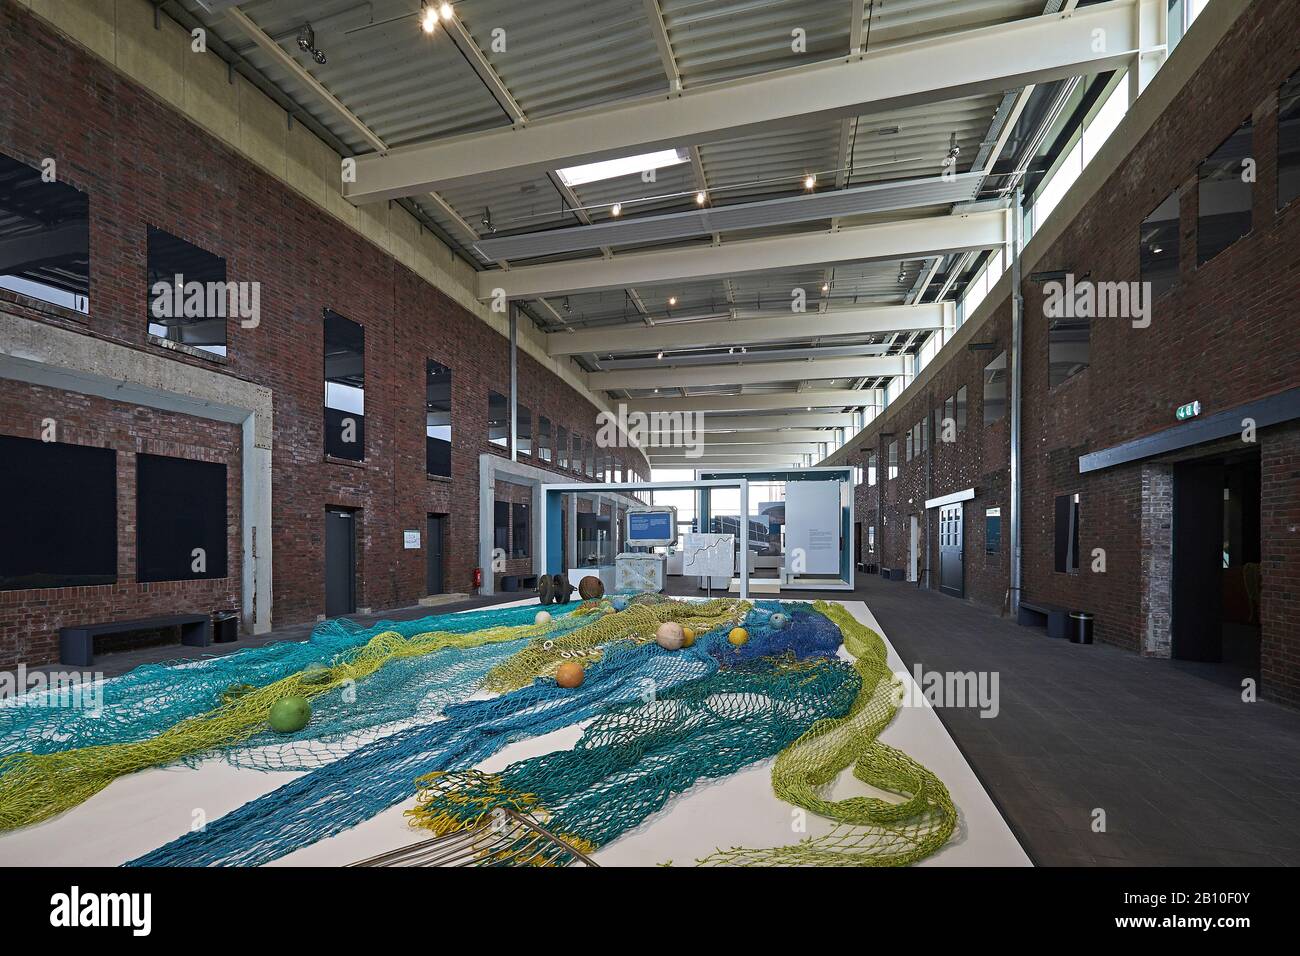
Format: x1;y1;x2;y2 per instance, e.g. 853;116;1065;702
472;567;483;589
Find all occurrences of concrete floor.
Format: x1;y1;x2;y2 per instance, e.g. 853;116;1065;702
33;573;1300;866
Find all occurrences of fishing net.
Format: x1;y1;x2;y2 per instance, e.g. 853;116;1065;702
406;647;862;863
0;608;587;832
696;601;957;866
0;602;561;760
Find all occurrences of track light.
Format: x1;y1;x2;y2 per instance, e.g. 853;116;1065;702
610;202;622;217
296;23;326;63
421;3;438;32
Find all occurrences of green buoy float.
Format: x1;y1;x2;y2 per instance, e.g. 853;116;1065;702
268;696;312;734
300;663;332;685
220;683;256;705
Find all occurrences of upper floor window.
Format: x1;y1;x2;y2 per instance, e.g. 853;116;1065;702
983;350;1007;424
1279;70;1300;210
324;310;365;461
955;385;968;431
538;416;552;463
1197;119;1253;265
425;360;452;478
0;151;89;314
887;440;899;480
1049;317;1090;387
517;406;533;456
487;391;509;449
557;425;570;469
1054;493;1081;573
1140;191;1180;297
146;226;227;357
867;449;877;486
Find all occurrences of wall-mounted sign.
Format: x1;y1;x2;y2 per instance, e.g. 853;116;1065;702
403;531;421;549
1175;400;1202;421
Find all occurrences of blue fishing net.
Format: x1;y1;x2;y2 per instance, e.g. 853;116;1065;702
129;599;848;867
0;602;569;761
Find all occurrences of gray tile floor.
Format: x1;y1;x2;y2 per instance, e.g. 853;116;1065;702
36;575;1300;866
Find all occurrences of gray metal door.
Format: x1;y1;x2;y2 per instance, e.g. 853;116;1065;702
939;503;964;598
325;509;356;617
426;514;445;595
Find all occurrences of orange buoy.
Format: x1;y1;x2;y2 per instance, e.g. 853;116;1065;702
556;660;585;688
681;626;696;648
728;627;749;647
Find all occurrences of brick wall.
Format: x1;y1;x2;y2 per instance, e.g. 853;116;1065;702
0;3;642;665
844;0;1300;703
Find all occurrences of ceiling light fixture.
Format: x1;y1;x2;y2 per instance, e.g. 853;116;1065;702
610;202;622;217
668;296;677;306
803;173;817;190
656;351;664;360
420;2;438;32
821;282;829;293
440;2;454;19
695;191;707;205
557;149;688;188
296;23;326;63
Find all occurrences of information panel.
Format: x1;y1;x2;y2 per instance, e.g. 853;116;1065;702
784;481;841;574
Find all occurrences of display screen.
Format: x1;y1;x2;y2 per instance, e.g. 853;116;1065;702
627;510;675;544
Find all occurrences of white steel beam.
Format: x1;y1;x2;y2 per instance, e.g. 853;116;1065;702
547;303;950;356
699;414;855;431
346;0;1145;201
654;443;819;456
693;429;838;443
481;211;1007;299
629;390;870;413
588;356;907;390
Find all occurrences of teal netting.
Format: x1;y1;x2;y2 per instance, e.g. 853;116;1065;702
129;600;839;866
0;603;572;762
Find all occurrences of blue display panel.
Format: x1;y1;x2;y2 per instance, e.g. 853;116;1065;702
627;510;675;545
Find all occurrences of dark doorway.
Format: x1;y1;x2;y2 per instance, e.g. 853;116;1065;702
938;503;965;598
325;508;357;617
1171;452;1261;672
426;514;445;595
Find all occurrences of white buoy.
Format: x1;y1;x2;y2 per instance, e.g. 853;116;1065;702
535;610;553;625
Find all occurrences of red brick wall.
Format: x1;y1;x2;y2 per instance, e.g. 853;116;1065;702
0;3;638;664
0;380;242;669
846;1;1300;703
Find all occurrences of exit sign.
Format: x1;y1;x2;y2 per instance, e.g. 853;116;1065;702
1176;401;1202;421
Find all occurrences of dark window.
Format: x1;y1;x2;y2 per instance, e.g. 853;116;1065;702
1054;493;1081;573
511;502;530;558
538;416;552;463
867;449;877;486
425;360;452;478
887;440;898;480
0;435;115;590
487;391;509;449
146;226;227;356
1049;318;1090;387
921;418;928;454
517;406;532;456
985;507;1001;555
956;385;968;431
493;500;509;552
1280;71;1300;209
1140;191;1180;297
942;396;955;442
572;436;583;474
983;351;1007;424
557;425;569;468
137;453;227;583
905;428;912;462
324;310;365;461
1197;119;1253;265
0;151;89;313
586;441;596;478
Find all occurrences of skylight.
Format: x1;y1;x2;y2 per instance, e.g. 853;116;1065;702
557;149;689;187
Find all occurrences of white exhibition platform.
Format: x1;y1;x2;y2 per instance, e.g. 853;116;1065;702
0;600;1029;867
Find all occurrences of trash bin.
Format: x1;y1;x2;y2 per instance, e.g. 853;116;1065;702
1069;611;1094;645
212;612;239;644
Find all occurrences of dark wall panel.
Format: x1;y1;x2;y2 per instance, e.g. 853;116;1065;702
136;453;227;583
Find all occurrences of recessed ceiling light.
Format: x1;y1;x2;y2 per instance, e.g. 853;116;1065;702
610;202;622;217
557;149;688;187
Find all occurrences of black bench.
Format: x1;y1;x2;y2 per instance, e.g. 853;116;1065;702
60;613;212;666
1017;600;1073;639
